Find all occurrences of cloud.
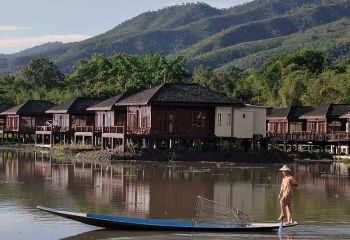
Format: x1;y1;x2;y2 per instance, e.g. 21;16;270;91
0;34;90;53
0;25;31;32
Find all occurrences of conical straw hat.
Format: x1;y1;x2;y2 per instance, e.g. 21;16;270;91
279;165;291;172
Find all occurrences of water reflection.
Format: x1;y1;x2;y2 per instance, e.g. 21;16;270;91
0;149;349;239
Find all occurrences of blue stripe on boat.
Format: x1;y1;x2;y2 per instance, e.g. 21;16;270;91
87;214;193;227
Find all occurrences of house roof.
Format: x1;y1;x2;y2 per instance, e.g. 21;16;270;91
116;83;241;106
299;104;350;119
46;97;101;114
1;100;55;115
87;92;128;111
267;105;314;119
0;103;15;114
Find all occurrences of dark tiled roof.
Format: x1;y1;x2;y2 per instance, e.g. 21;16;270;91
0;103;15;114
1;100;55;115
117;83;240;106
117;85;163;105
300;104;350;119
87;92;128;111
267;106;314;119
46;97;101;114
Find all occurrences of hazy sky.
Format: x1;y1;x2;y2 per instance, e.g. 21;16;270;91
0;0;250;54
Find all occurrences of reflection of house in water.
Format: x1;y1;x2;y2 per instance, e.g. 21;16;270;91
213;182;265;218
34;152;52;178
331;162;350;176
295;163;350;201
73;162;93;185
125;182;150;216
149;173;214;219
51;164;69;187
93;167;124;204
0;151;36;182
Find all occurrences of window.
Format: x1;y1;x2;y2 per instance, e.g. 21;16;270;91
218;113;222;126
128;111;138;129
227;114;231;126
167;112;177;133
192;111;206;128
140;108;148;128
243;114;246;118
97;112;114;127
21;117;35;130
154;111;177;133
54;114;69;128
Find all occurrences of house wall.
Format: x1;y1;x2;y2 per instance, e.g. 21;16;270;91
70;113;95;128
151;105;215;138
95;109;127;128
215;106;264;138
232;108;254;139
215;107;232;137
5;114;51;132
245;106;266;137
0;116;6;127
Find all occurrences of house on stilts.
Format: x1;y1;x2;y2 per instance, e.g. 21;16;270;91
113;83;244;150
1;100;55;143
0;103;15;140
86;92;130;150
36;97;101;147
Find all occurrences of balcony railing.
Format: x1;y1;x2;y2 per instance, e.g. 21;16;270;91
74;126;95;133
102;126;125;134
36;126;53;132
268;131;350;142
267;132;326;142
5;126;19;131
126;127;151;135
326;131;350;141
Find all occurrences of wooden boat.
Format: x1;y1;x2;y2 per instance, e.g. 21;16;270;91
37;206;298;232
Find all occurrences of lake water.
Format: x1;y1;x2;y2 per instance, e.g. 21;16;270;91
0;149;349;239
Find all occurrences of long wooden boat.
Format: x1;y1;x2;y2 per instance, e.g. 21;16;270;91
37;206;298;232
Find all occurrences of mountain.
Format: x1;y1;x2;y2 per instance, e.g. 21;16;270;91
1;0;350;76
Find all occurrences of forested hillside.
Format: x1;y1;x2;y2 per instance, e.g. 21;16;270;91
1;0;350;75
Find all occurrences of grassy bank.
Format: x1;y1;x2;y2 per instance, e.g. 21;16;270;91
0;143;336;163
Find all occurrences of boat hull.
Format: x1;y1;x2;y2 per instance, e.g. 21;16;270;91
37;206;298;232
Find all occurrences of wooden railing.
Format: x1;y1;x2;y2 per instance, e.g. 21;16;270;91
5;126;19;131
268;131;350;142
126;127;151;135
102;126;125;134
74;126;94;132
267;132;326;142
36;126;53;132
326;131;350;141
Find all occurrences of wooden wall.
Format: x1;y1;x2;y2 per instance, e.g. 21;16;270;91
151;105;215;138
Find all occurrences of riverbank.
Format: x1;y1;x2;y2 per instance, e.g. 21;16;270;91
0;143;336;163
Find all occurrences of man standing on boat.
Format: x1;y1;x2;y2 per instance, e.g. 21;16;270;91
277;165;298;224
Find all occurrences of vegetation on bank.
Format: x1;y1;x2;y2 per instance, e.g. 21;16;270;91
1;49;350;108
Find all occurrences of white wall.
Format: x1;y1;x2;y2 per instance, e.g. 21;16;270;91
215;107;232;137
215;106;267;139
245;106;267;137
233;108;254;139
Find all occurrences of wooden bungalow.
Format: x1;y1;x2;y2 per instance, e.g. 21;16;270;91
267;105;314;134
0;100;55;142
36;97;101;146
86;92;129;149
0;103;15;136
299;104;350;134
115;83;240;149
